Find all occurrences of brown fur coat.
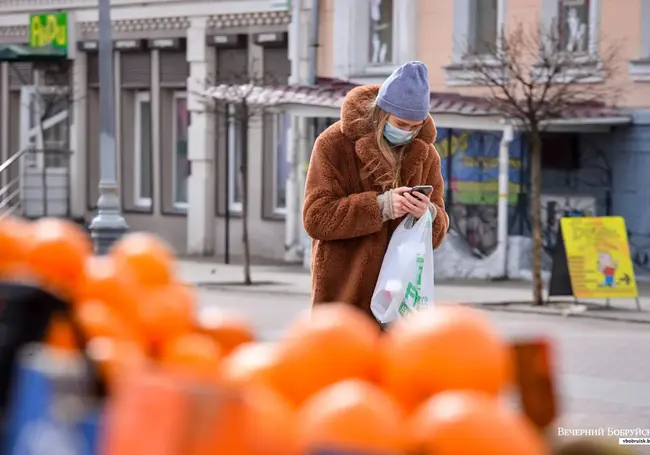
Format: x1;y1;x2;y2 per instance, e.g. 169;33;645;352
303;85;449;320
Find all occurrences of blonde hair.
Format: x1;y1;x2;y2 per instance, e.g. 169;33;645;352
361;103;421;190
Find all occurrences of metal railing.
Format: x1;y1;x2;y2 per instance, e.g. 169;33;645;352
0;148;72;220
0;149;27;218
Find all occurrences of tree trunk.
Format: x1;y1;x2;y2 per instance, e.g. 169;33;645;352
240;104;252;285
530;128;544;306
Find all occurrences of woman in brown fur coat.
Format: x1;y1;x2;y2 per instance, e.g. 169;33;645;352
303;61;449;322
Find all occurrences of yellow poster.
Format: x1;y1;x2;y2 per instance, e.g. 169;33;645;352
560;216;638;299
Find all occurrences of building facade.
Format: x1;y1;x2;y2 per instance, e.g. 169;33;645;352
278;0;650;279
5;0;650;280
0;0;292;261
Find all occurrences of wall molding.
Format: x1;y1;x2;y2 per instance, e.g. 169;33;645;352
0;10;290;40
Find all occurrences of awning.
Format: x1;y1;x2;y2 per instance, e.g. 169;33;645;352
204;77;632;132
0;44;66;62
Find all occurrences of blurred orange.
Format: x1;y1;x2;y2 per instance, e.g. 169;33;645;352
408;390;549;455
159;332;222;381
25;218;92;298
296;379;406;455
210;385;297;455
275;303;381;406
86;337;149;389
110;232;175;287
76;256;140;321
76;299;144;345
198;307;255;356
219;342;286;393
0;216;32;278
45;314;78;351
381;305;512;410
136;283;195;348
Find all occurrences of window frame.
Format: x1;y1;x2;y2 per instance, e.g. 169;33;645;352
468;0;500;56
227;103;243;214
535;0;603;83
332;0;418;83
134;91;152;209
445;0;507;86
171;91;189;210
554;0;601;59
628;0;650;81
272;112;289;216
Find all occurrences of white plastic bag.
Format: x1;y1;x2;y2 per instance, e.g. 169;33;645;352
370;211;435;324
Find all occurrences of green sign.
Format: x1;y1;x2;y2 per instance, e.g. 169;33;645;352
29;12;68;52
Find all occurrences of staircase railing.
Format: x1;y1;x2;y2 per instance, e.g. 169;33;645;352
0;148;72;220
0;149;28;219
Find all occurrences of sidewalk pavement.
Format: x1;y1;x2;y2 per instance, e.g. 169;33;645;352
177;259;650;324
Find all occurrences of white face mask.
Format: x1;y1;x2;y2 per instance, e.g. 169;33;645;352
383;122;414;145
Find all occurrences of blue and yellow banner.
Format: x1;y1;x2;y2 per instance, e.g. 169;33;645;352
436;128;526;206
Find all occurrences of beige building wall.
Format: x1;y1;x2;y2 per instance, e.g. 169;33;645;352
317;0;650;109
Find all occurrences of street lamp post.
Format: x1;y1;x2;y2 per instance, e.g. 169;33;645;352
89;0;128;253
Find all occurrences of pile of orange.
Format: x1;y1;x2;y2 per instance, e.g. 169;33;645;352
0;216;550;455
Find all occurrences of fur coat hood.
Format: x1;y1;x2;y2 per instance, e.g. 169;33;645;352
339;85;439;191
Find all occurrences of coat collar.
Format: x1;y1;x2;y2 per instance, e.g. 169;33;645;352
339;85;437;188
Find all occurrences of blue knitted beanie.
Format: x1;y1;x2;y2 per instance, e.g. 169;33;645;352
376;61;430;121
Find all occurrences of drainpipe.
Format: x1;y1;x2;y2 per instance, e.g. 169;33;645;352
308;0;319;85
497;123;514;278
286;0;319;263
300;0;320;269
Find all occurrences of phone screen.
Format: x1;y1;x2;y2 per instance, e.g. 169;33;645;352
410;186;432;196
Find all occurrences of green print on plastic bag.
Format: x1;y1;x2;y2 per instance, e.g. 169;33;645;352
398;255;427;316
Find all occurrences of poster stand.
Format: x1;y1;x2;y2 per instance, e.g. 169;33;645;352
546;216;641;311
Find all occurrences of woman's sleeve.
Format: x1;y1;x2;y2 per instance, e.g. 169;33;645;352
303;135;383;241
426;145;450;249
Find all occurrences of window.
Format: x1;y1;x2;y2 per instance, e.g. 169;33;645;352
172;92;189;208
446;0;506;85
368;0;393;66
227;104;243;212
332;0;418;81
469;0;499;55
134;91;152;207
273;113;289;214
629;0;650;80
540;0;600;56
558;0;590;53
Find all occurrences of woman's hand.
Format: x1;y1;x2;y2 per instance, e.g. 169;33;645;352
403;190;430;218
391;187;412;218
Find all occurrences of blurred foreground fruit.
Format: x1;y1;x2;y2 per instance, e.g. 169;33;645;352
296;379;406;455
381;305;512;410
159;332;222;381
198;307;255;356
136;283;195;348
219;342;285;393
276;304;381;405
76;256;140;321
25;218;92;298
87;337;148;388
209;384;297;455
76;299;143;345
0;216;32;278
45;314;78;351
110;232;175;287
408;390;548;455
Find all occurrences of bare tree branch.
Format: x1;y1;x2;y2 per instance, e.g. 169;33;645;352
459;22;622;129
452;21;624;306
184;56;287;285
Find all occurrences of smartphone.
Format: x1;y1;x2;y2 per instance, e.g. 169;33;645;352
410;185;433;196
